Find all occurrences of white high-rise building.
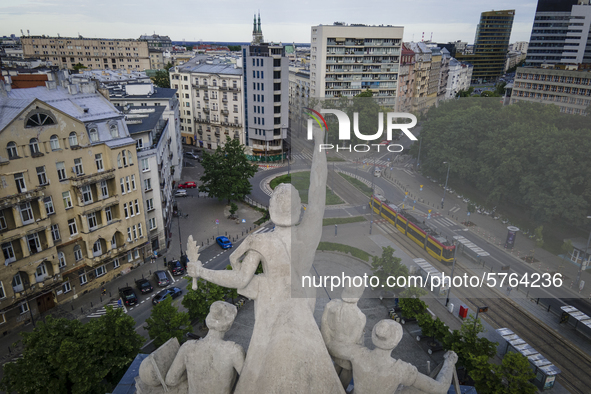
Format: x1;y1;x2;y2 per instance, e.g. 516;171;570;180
310;23;403;107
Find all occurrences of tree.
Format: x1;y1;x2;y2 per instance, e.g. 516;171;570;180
182;278;228;322
152;70;170;88
230;202;238;216
228;45;242;52
355;89;373;98
0;308;142;394
370;246;409;291
470;352;536;394
398;298;427;320
72;62;87;71
561;239;574;263
199;136;258;204
417;314;449;346
145;297;191;348
399;286;428;299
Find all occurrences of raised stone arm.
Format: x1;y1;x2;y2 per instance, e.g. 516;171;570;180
325;339;362;363
186;235;262;290
410;351;458;394
299;121;327;246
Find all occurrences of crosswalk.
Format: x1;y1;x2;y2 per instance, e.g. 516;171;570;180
292;152;314;162
87;301;125;318
252;226;274;234
430;217;457;227
449;206;461;213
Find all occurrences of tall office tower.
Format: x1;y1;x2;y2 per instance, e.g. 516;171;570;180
525;0;591;66
242;43;289;160
456;10;515;82
310;23;403;107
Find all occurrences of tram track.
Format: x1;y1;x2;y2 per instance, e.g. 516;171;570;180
375;221;591;394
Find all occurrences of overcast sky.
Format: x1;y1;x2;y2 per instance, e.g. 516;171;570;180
1;0;537;44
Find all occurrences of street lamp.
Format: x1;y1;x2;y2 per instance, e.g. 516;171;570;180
441;161;451;209
575;215;591;288
445;240;458;307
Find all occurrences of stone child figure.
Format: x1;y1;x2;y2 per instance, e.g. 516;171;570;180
326;319;458;394
186;123;345;393
321;283;367;389
164;301;245;394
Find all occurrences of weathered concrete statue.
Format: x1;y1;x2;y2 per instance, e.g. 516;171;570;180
165;301;245;393
187;124;345;393
326;319;458;394
321;283;367;389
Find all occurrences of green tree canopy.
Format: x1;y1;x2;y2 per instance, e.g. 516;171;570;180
182;278;228;322
0;308;142;394
199;136;258;204
72;62;87;71
470;351;536;394
370;246;409;291
152;70;170;88
398;297;427;320
145;297;191;348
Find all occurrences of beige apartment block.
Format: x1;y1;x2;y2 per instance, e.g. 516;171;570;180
0;78;149;332
21;36;150;71
170;55;244;149
511;66;591;115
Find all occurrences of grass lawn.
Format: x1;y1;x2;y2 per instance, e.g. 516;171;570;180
322;216;367;226
317;242;373;262
338;173;373;197
327;156;346;162
270;172;343;205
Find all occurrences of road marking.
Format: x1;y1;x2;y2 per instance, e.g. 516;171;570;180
141;300;145;303
168;271;176;283
450;207;461;213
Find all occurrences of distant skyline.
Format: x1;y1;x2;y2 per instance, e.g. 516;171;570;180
1;0;537;44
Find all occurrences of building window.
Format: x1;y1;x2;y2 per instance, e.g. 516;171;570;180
69;132;78;147
134;199;140;215
117;153;122;168
95;265;106;277
68;218;78;236
81;185;93;204
126;176;131;193
100;180;109;198
95;154;104;171
15;173;26;193
87;212;98;230
18;302;29;314
149;217;157;230
74;245;83;261
123;203;129;219
27;233;41;254
113;258;120;269
89;128;99;142
74;158;84;175
0;282;4;300
131;175;136;190
50;135;60;151
136;139;143;150
50;224;60;241
35;166;48;185
56;162;67;181
0;211;6;230
58;252;66;269
144;178;152;191
141;158;150;172
7;142;18;159
127;150;133;165
44;196;55;215
79;272;87;285
63;191;73;209
105;207;112;223
62;281;71;293
19;202;34;224
110;124;119;138
120;178;125;195
2;243;16;265
146;198;154;211
92;240;102;257
26;112;55;127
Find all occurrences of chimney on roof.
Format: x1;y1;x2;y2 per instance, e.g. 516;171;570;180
67;83;78;95
45;80;57;90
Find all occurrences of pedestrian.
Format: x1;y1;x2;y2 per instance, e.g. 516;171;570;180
507;286;512;295
101;286;106;296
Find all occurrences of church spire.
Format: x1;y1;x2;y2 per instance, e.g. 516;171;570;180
258;12;261;33
253;14;257;34
251;12;264;45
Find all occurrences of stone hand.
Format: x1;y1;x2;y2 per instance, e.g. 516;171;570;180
187;261;202;290
443;351;458;365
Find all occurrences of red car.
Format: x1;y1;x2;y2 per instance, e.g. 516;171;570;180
178;182;197;189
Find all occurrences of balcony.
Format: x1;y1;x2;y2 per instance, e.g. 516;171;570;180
222;98;228;103
0;187;46;211
228;86;240;92
221;109;229;115
203;108;210;113
81;194;119;216
203;96;209;101
195;117;209;124
71;168;116;188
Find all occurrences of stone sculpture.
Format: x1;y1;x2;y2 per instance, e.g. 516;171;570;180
321;282;367;389
326;319;458;394
186;124;345;393
164;301;245;394
136;338;188;394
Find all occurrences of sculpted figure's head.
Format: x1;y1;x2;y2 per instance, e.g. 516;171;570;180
206;301;238;333
341;281;365;303
269;183;301;227
371;319;403;350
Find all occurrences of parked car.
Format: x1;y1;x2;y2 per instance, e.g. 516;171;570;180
184;152;200;161
118;287;138;306
170;260;185;276
154;270;170;287
174;190;188;198
374;168;382;177
216;236;233;249
152;287;183;305
178;182;197;189
135;278;154;294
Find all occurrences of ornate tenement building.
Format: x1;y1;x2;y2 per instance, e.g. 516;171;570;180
0;77;149;331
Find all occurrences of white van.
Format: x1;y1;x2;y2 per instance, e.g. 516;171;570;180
374;168;382;177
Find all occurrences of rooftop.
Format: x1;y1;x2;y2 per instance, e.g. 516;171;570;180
123;106;166;135
177;54;242;75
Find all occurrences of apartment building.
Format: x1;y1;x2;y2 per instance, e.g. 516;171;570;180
242;43;289;160
407;42;434;112
122;106;173;252
396;43;416;113
525;0;591;66
21;36;150;71
139;34;173;51
288;66;310;132
310;23;403;107
428;47;442;100
170;56;244;150
456;10;515;82
445;59;474;99
0;79;148;331
510;66;591;115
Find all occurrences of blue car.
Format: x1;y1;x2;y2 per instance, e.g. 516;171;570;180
152;287;182;305
216;236;233;249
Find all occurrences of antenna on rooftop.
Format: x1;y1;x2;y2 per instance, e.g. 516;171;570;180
421;32;424;42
